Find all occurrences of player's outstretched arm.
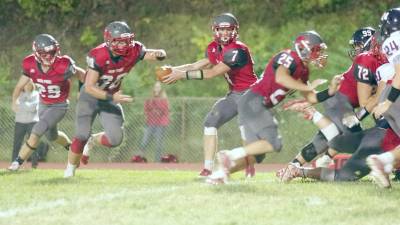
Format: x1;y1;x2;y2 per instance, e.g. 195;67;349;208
162;61;230;84
143;49;167;61
12;75;31;112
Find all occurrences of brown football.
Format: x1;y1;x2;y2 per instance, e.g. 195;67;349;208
155;66;172;81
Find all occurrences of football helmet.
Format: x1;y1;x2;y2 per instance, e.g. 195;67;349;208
104;21;135;56
380;7;400;40
294;30;328;68
212;13;239;45
32;34;60;66
348;27;375;59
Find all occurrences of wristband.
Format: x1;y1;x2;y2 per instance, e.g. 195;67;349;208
186;70;204;80
387;86;400;103
316;89;332;102
106;93;113;101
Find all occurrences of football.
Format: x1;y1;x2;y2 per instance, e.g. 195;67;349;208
155;66;172;81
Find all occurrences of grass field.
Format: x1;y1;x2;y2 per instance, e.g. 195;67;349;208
0;169;399;225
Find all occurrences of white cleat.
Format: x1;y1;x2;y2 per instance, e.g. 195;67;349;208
276;162;302;182
81;136;95;165
315;155;334;168
63;167;76;178
205;169;229;185
8;161;20;171
366;155;391;188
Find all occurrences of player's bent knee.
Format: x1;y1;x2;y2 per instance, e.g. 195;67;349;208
32;121;49;137
71;137;86;154
204;127;217;136
102;134;123;147
300;142;318;162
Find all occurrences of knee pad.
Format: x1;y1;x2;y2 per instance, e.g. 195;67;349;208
320;123;340;141
300;142;318;162
71;138;86;154
204;127;217;136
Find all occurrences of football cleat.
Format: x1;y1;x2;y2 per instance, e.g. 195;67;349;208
8;161;20;171
198;168;212;178
81;136;95;165
205;169;229;185
63;166;76;178
276;162;303;182
366;155;391;188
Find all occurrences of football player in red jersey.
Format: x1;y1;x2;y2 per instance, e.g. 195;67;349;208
64;21;166;178
206;30;342;184
162;13;258;178
280;62;397;183
276;28;388;181
8;34;86;171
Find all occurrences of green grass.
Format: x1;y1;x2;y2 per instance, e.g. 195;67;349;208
0;169;399;225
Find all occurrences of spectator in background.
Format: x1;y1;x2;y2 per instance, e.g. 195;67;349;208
11;80;48;168
132;81;170;162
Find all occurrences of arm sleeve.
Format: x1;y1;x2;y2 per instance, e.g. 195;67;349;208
222;48;249;68
272;52;297;75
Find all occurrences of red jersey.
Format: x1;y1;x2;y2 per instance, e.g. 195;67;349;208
206;40;257;92
86;41;145;94
338;52;385;108
251;49;309;108
144;98;170;126
22;54;74;105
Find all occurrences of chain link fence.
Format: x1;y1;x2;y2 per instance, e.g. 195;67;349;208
0;96;320;164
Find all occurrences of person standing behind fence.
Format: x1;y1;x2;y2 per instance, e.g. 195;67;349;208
132;81;170;162
162;13;258;178
11;80;39;164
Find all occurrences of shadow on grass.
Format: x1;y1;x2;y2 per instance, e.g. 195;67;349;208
0;169;32;176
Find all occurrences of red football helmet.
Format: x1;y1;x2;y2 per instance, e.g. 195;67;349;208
32;34;60;66
212;13;239;45
104;21;135;56
294;30;328;68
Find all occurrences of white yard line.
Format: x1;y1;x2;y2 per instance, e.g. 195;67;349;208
0;186;185;218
